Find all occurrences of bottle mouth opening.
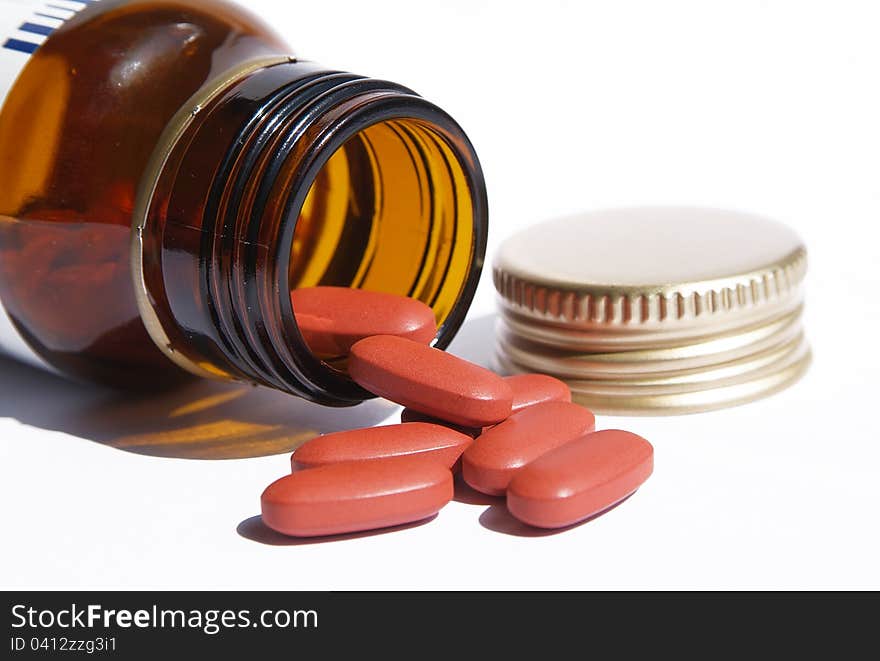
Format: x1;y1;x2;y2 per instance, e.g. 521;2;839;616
137;62;487;406
276;101;487;401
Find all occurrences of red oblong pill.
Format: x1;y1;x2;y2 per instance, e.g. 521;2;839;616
400;408;483;438
349;335;514;427
291;422;472;470
261;457;453;537
507;429;654;529
291;287;437;356
461;401;596;496
506;374;572;412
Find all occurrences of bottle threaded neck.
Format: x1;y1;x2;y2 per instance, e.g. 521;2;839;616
138;61;488;404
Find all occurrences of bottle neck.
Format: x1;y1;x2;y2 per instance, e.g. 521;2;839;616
135;60;487;404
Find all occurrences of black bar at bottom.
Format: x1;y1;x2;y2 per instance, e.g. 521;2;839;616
2;591;876;656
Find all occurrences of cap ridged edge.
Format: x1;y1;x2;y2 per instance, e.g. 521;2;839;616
493;246;807;327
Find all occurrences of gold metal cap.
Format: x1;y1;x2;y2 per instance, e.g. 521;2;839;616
493;207;811;415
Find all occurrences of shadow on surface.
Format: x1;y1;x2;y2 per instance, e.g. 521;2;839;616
0;355;396;459
236;514;437;546
0;315;499;460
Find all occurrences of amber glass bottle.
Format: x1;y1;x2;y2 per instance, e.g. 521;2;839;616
0;0;488;406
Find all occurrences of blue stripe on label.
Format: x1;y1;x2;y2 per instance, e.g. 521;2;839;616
19;23;54;37
3;38;39;54
3;1;101;59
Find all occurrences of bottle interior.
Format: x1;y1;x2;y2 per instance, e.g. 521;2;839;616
289;118;476;367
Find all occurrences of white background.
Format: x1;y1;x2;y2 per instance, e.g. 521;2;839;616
2;0;879;590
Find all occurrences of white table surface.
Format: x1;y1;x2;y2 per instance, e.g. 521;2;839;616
2;0;879;590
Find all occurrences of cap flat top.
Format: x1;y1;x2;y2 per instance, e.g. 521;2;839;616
495;207;805;292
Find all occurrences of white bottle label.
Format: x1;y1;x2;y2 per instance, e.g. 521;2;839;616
0;0;99;370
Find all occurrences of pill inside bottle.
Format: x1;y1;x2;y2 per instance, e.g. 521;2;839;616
278;119;488;395
290;287;437;361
